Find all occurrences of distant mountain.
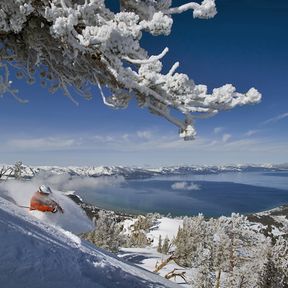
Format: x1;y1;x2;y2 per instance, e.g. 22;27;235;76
1;163;288;180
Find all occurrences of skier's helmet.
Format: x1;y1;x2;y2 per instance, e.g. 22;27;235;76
39;185;52;195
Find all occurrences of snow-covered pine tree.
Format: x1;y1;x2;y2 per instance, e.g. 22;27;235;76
156;235;170;255
270;237;288;287
13;161;24;180
221;214;271;288
174;214;209;267
193;244;214;288
0;165;8;179
132;213;155;232
211;220;232;288
173;213;274;287
161;236;170;255
127;214;158;247
157;235;163;253
257;248;281;288
0;0;261;139
83;210;125;252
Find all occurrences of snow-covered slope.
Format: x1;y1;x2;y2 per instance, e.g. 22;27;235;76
0;179;93;234
0;197;179;288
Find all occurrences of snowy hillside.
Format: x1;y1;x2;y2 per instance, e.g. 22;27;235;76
0;179;93;234
0;197;180;288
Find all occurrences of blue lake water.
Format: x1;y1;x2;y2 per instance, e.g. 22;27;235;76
76;171;288;216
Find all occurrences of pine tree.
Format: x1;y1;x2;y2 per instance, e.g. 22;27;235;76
161;236;170;255
128;214;158;247
270;237;288;287
83;210;125;253
157;235;162;253
174;214;207;267
193;245;214;288
258;252;280;288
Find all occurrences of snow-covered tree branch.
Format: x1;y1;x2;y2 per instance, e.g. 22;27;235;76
0;0;261;140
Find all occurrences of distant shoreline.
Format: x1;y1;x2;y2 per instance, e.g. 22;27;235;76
68;192;288;225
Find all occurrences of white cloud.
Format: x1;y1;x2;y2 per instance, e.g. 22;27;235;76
245;130;258;137
262;112;288;125
8;137;78;150
222;139;258;151
171;181;201;191
1;128;288;166
206;140;219;147
122;134;130;141
214;127;224;134
91;135;115;143
245;130;256;137
136;130;153;140
33;172;125;191
89;130;155;146
222;133;232;143
2;131;165;154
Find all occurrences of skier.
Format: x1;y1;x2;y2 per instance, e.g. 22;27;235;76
30;185;64;213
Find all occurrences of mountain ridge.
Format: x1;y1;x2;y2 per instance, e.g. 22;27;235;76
1;163;288;180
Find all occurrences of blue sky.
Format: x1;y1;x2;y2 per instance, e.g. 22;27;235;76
0;0;287;166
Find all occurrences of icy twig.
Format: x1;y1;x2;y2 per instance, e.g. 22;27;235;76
167;62;179;77
165;0;217;19
122;48;169;65
96;77;115;107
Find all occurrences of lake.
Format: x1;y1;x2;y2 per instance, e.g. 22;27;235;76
75;171;288;217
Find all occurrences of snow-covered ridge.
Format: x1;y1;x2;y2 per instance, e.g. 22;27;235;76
1;163;287;180
0;197;179;288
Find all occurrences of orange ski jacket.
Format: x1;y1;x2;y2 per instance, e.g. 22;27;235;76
30;191;58;213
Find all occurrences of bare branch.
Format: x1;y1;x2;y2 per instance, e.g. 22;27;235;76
154;254;176;273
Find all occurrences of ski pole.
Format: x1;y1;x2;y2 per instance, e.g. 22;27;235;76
17;205;30;209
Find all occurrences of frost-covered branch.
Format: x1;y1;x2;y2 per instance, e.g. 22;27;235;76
122;47;169;65
165;0;217;19
0;0;261;140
